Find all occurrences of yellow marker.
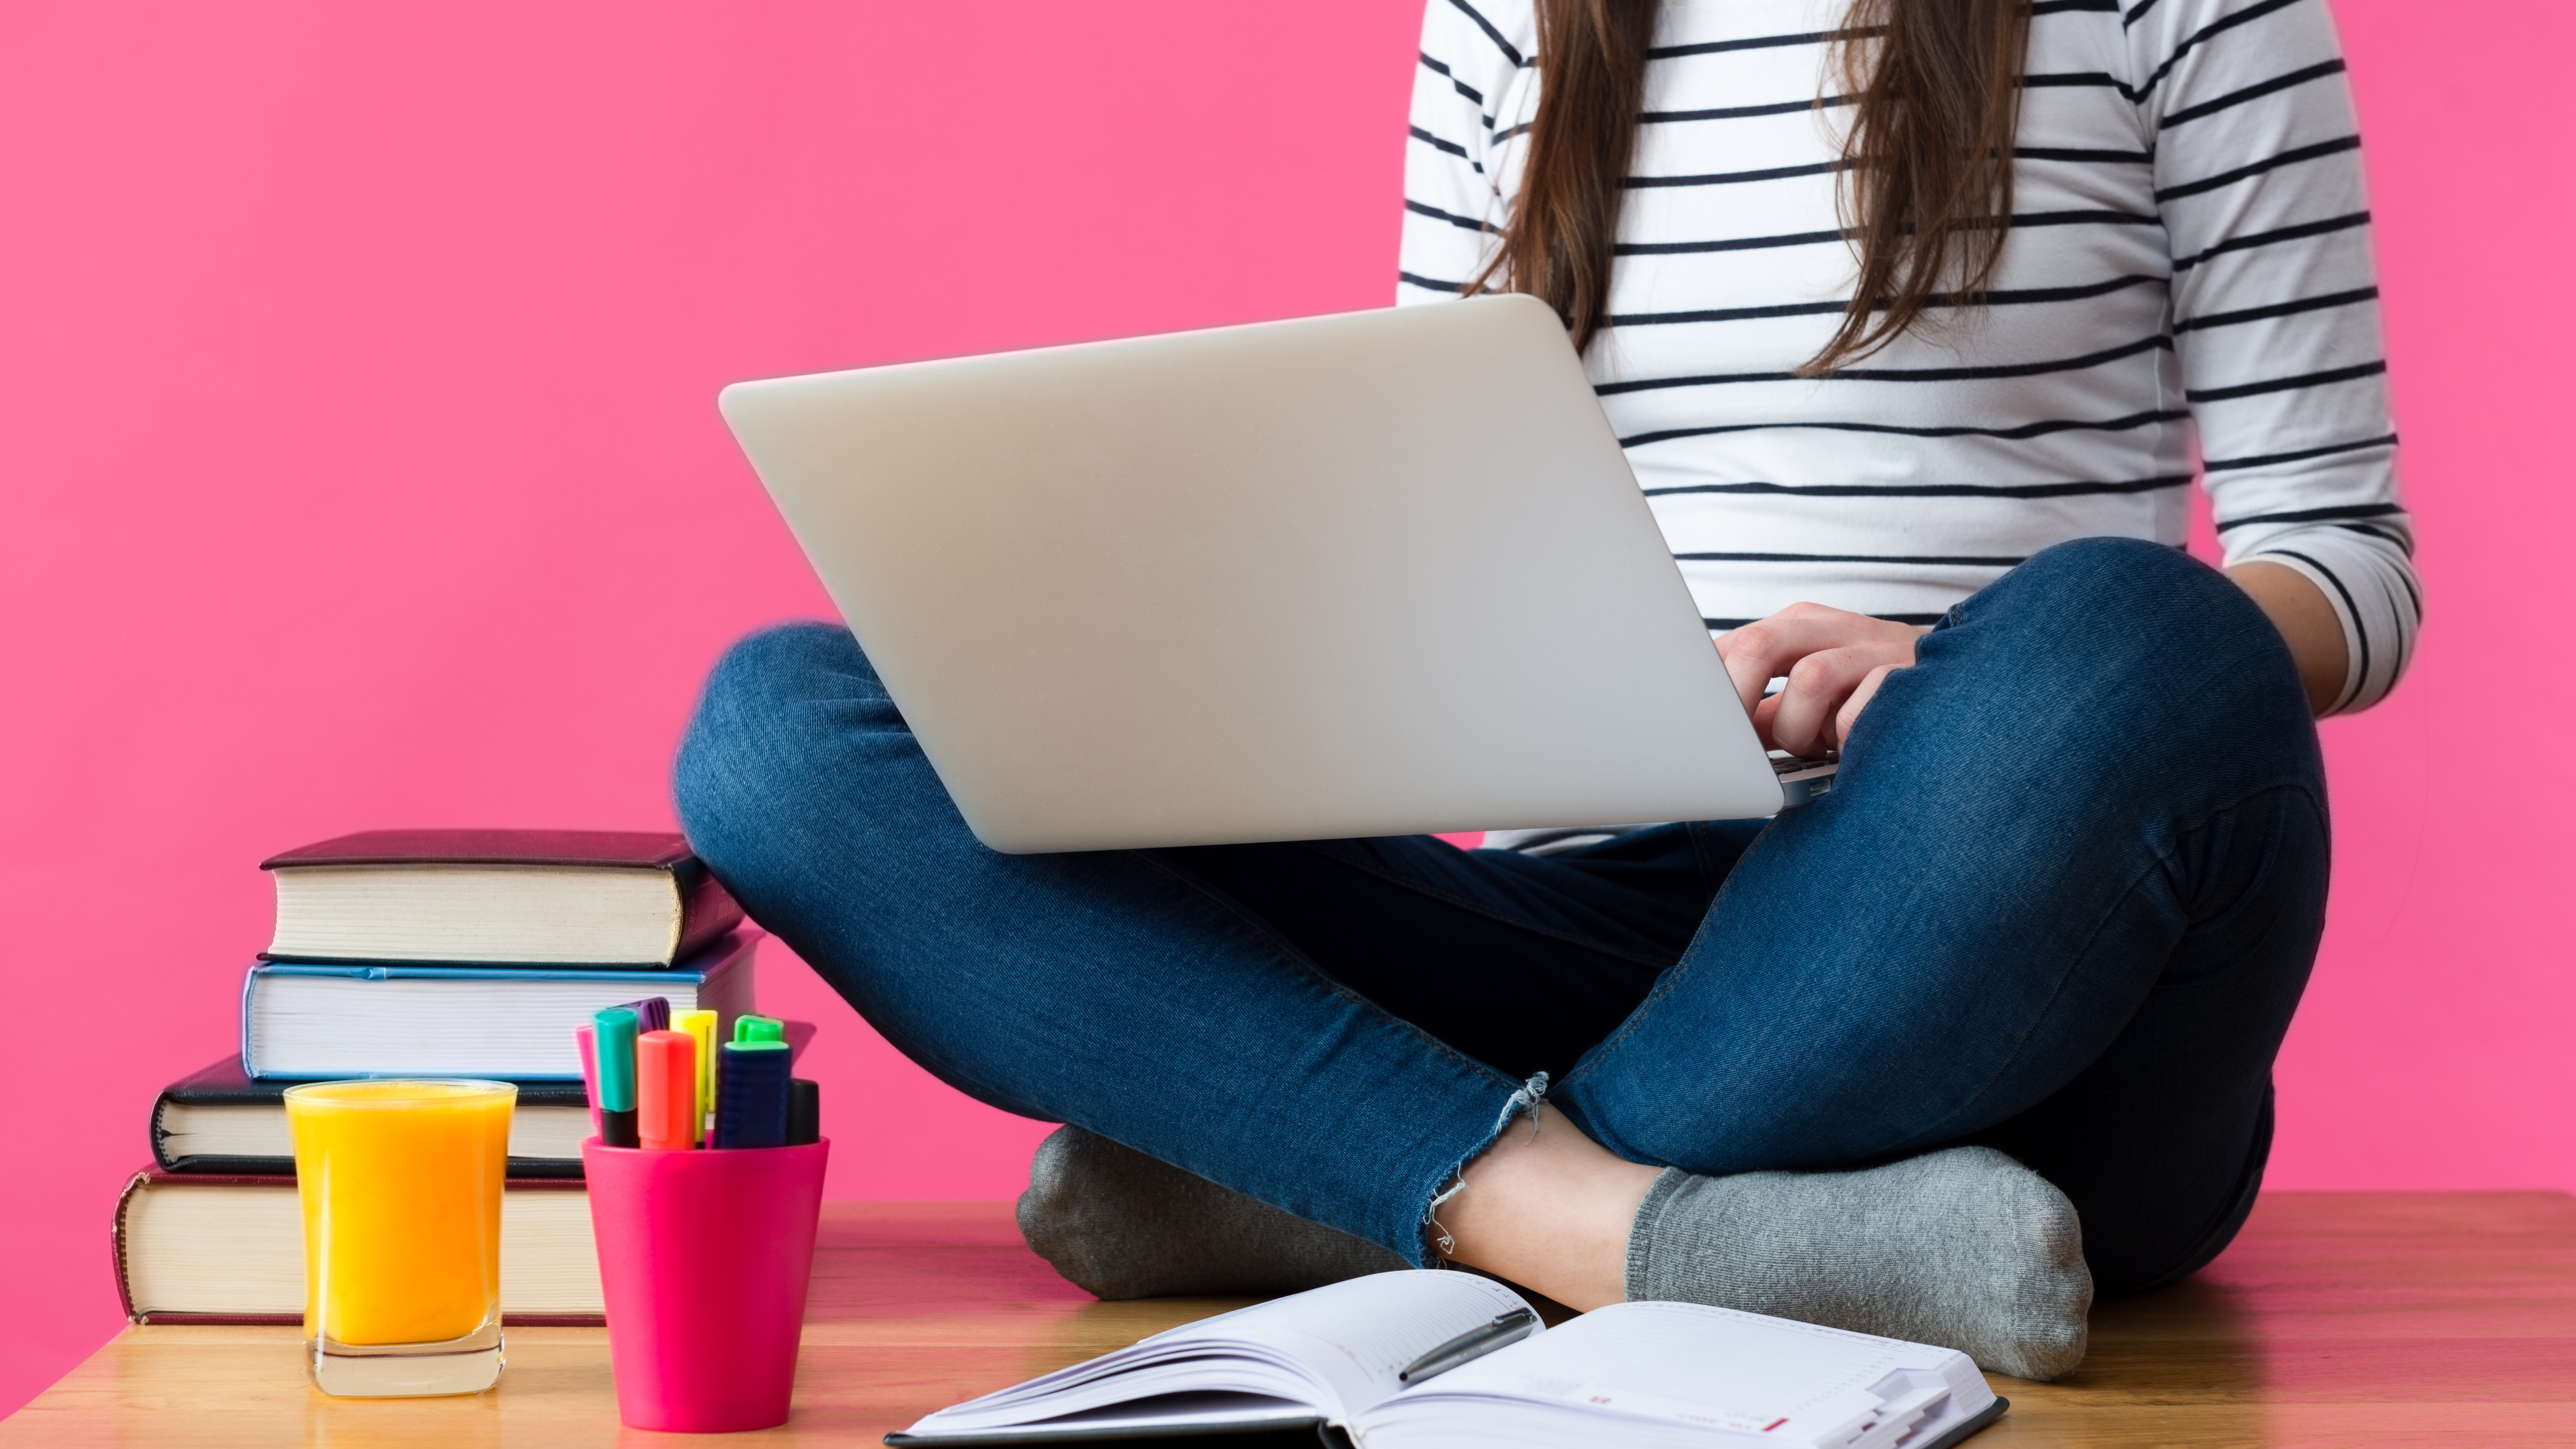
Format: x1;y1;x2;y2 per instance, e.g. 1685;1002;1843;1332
674;1009;720;1144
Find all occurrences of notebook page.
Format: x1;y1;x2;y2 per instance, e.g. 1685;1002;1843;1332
908;1391;1323;1440
905;1270;1535;1436
1164;1270;1538;1415
919;1359;1326;1432
1368;1302;1988;1448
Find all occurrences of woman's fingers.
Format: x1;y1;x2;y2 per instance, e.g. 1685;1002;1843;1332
1716;603;1881;716
1717;604;1923;714
1766;646;1886;756
1716;602;1925;755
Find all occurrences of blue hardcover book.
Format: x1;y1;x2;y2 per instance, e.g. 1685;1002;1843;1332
242;932;759;1080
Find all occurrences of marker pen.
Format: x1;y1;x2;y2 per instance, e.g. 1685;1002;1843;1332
593;1007;641;1148
674;1009;719;1144
576;1024;605;1139
786;1077;820;1147
714;1040;791;1148
614;996;671;1034
637;1030;698;1151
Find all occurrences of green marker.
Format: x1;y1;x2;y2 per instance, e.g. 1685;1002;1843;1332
732;1014;786;1045
595;1007;641;1148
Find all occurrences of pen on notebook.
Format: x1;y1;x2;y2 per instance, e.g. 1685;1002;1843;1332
674;1008;718;1144
594;1006;641;1148
637;1029;697;1151
1397;1308;1538;1384
714;1040;791;1148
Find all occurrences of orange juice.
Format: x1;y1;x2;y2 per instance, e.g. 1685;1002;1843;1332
284;1080;515;1348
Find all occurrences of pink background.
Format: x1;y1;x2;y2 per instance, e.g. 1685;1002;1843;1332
0;0;2563;1419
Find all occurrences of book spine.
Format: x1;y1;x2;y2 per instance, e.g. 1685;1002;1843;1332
112;1171;147;1324
149;1094;179;1175
672;863;746;963
238;965;259;1078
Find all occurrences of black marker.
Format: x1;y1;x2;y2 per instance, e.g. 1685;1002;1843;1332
786;1078;820;1147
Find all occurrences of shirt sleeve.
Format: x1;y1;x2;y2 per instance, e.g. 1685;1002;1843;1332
1398;0;1539;306
2129;0;2421;712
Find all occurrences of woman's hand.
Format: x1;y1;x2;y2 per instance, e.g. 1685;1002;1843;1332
1717;567;2345;756
1715;603;1928;757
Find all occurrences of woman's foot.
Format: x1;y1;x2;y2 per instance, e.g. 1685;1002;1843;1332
1440;1109;2090;1380
1625;1148;2093;1380
1017;1126;1407;1298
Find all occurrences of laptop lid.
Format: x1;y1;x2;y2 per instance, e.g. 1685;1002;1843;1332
719;294;1783;852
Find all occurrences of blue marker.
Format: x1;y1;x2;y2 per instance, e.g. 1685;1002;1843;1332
714;1040;791;1148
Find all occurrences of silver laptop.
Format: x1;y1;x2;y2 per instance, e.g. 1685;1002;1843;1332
718;294;1799;853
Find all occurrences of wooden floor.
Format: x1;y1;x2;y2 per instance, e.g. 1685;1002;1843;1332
6;1191;2572;1446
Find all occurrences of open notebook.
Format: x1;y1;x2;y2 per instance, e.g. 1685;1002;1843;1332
888;1270;2004;1449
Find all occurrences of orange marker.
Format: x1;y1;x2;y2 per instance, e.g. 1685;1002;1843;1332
636;1030;698;1151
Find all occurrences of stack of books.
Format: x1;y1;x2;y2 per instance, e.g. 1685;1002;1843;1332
113;829;758;1326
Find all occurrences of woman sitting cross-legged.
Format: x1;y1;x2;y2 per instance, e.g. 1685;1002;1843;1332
674;0;2416;1382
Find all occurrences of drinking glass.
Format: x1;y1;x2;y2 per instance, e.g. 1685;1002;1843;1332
283;1079;516;1396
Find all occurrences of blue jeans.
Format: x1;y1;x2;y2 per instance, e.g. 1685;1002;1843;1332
674;538;2327;1294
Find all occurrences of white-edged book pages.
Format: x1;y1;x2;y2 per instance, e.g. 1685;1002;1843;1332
887;1270;2005;1449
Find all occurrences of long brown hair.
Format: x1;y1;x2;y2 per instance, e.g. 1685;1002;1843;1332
1467;0;2030;373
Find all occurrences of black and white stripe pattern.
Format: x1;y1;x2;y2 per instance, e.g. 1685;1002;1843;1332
1402;0;2418;711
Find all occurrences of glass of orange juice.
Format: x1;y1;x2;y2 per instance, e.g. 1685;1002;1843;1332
283;1079;516;1396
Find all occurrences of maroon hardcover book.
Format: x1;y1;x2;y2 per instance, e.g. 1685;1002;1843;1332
263;828;705;871
112;1168;603;1327
260;828;743;967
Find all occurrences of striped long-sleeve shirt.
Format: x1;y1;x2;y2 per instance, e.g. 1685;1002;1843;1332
1400;0;2419;712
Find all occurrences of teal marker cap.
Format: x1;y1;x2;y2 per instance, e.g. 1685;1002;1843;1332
732;1014;786;1045
594;1006;640;1113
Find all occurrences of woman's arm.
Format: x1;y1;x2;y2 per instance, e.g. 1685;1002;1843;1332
2137;0;2420;714
2227;561;2348;715
1722;564;2348;756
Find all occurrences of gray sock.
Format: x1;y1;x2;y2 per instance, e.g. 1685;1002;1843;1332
1626;1145;2093;1381
1018;1125;1409;1299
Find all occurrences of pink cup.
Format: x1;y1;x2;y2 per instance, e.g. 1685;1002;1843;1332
582;1137;830;1432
